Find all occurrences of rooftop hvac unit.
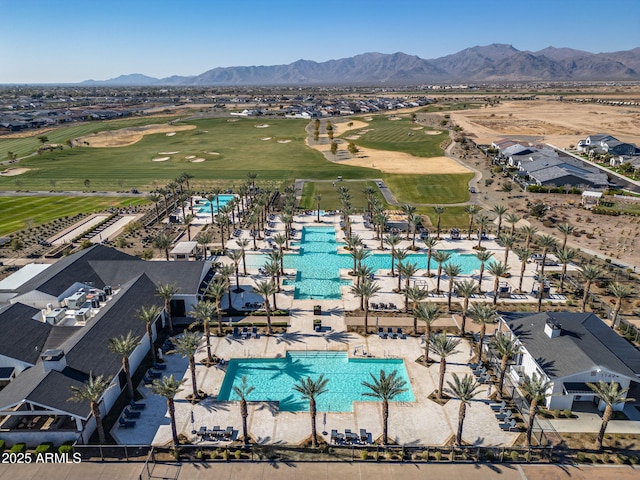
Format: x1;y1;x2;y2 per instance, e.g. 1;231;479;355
66;291;87;309
75;308;91;322
104;285;113;296
44;308;66;325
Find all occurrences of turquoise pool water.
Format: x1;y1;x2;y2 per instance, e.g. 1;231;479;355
217;351;415;412
197;194;235;214
246;226;480;299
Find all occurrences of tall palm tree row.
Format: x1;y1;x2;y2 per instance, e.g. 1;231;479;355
474;250;494;294
587;381;634;450
444;263;463;312
423;236;439;277
173;330;203;400
188;300;217;363
520;373;551;447
406;285;428;333
491;204;508;237
156;283;180;336
433;250;452;293
433;206;445;240
350;279;381;334
491;332;520;401
446;373;482;446
233;376;255;446
487;261;510;305
579;264;603;312
150;375;186;451
362;370;408;445
415;302;440;364
293;375;329;448
469;303;497;362
254;280;277;334
454;279;479;334
464;205;481;240
608;281;632;329
384;234;401;276
514;247;533;293
136;304;163;365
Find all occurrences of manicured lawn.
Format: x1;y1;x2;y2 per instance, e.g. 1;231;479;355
417;205;468;229
0;117;378;192
344;116;448;157
0;196;148;237
383;173;473;205
299;181;388;211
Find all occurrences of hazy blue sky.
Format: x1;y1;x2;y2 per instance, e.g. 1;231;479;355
2;0;639;83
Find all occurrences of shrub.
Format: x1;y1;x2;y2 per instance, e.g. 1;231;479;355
563;409;572;418
58;442;74;455
552;409;561;418
484;450;495;461
524;451;532;462
360;449;369;460
223;449;231;461
34;442;53;455
590;454;599;464
510;450;519;462
602;453;610;463
434;450;442;461
0;439;4;453
576;452;586;463
234;449;242;460
10;443;26;454
196;450;205;460
421;450;428;460
617;453;629;464
629;455;639;465
209;450;218;460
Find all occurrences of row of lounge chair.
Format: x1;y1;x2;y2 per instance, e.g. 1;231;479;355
143;363;167;384
370;302;397;311
119;400;146;428
233;229;242;237
196;425;234;441
470;363;491;384
233;326;259;339
378;327;406;339
331;428;370;444
488;400;518;431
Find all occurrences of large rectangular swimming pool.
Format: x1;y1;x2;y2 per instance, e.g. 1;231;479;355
217;351;415;412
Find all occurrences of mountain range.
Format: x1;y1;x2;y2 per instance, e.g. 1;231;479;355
81;44;640;86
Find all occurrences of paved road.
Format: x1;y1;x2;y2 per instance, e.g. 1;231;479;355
1;461;638;480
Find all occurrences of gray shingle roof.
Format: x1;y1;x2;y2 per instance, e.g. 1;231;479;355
502;311;640;380
0;303;52;364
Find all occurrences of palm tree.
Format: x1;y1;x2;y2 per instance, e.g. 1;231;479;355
474;250;494;294
491;333;520;401
189;300;216;363
263;260;281;294
433;250;452;293
293;375;329;448
69;373;114;444
487;261;510;305
173;330;203;400
414;302;440;365
446;373;482;446
350;247;371;276
476;214;490;249
514;247;533;292
506;213;521;236
464;205;481;240
254;280;277;334
235;238;251;276
137;304;162;364
227;249;244;292
393;248;409;284
609;281;632;329
587;381;634;450
499;233;516;264
361;370;408;444
423;236;439;277
536;234;557;277
154;233;171;261
350;280;381;334
218;264;235;309
233;376;255;446
406;285;428;333
400;261;419;300
148;193;162;224
206;192;218;225
520;373;552;447
183;214;194;241
384;234;401;276
555;247;578;293
314;194;323;222
401;204;417;239
536;273;549;312
150;375;186;451
491;205;508;237
519;224;538;249
216;212;228;251
455;279;479;334
469;303;497;362
444;263;463;312
206;279;227;337
433;206;445;239
108;331;140;400
557;223;575;249
409;213;421;250
579;264;603;312
430;333;461;399
156;283;180;336
197;231;212;259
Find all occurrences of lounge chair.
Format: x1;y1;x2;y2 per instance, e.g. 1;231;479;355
387;327;397;339
241;327;249;339
397;327;406;339
499;419;518;431
251;326;259;338
148;369;162;379
360;429;369;443
119;417;136;428
378;327;387;339
496;409;513;421
124;407;141;419
331;429;338;444
153;362;167;370
142;375;153;385
197;426;207;439
490;401;506;412
130;400;146;410
224;426;234;439
233;326;240;338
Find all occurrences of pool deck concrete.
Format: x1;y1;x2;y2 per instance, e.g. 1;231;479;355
113;212;577;449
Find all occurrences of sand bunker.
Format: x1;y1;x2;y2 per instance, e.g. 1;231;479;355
261;137;272;141
77;124;195;148
255;124;270;128
166;132;176;137
190;158;205;163
185;155;196;160
204;151;220;155
0;167;30;176
227;119;239;122
152;157;170;162
333;120;369;136
363;117;373;121
277;139;292;144
388;116;402;121
159;151;179;155
424;130;443;135
345;135;361;140
411;127;424;130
